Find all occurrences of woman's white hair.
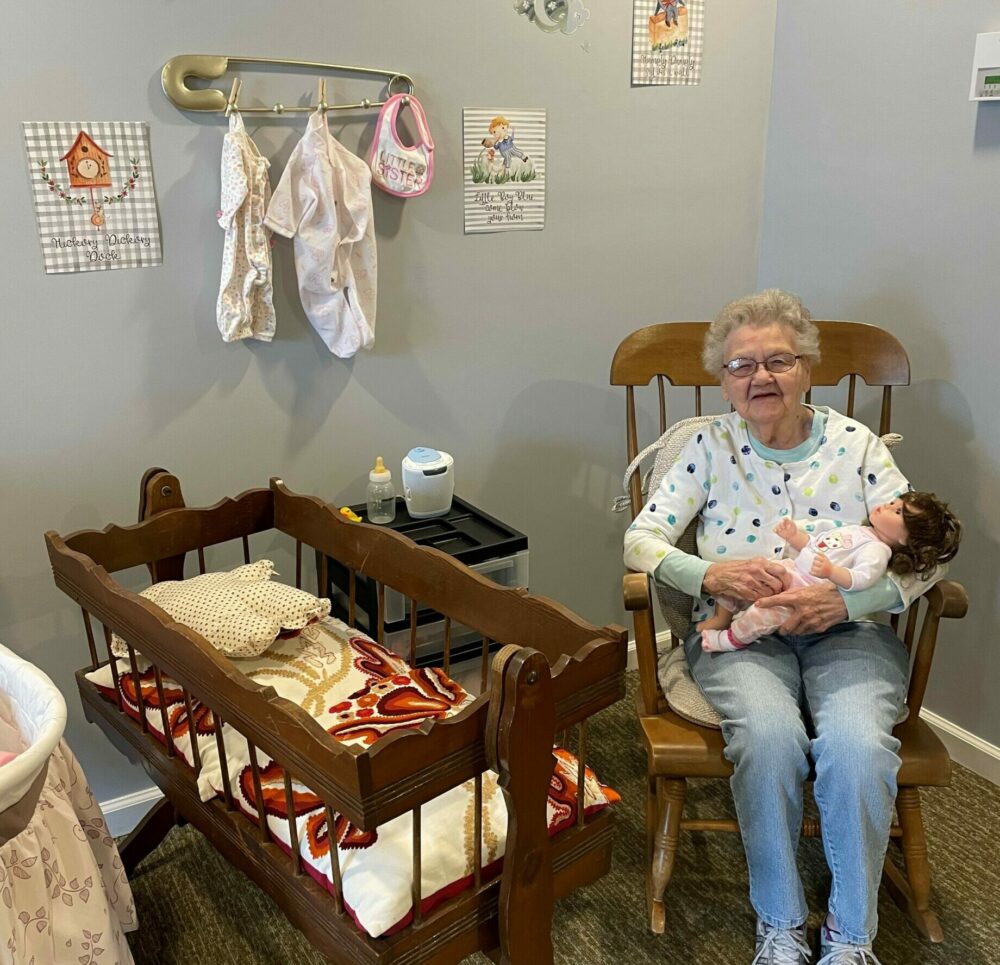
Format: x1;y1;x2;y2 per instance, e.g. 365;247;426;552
702;288;822;375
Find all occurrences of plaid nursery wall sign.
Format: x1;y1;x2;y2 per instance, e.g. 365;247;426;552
22;120;163;274
631;0;706;86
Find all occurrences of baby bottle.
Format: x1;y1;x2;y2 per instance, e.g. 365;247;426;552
366;456;396;525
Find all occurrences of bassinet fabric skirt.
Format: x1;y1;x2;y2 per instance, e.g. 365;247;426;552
1;738;136;965
1;689;136;965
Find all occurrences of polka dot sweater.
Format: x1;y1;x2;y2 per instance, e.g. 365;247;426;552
623;406;926;624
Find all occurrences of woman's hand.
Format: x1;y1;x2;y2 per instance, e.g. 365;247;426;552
754;581;848;634
703;558;790;603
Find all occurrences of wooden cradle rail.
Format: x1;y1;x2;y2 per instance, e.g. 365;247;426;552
45;472;628;964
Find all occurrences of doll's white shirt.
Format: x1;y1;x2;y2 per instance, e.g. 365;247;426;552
216;112;275;342
791;525;892;591
264;111;377;358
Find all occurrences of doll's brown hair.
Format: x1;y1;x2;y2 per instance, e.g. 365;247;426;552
888;491;962;581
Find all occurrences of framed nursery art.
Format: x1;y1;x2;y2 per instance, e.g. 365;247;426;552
463;108;546;234
22;121;162;274
631;0;706;86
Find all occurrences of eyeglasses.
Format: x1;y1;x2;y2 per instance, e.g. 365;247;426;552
722;353;801;379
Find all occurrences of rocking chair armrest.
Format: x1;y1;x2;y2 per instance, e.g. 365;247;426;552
924;579;968;621
624;571;653;611
623;571;665;716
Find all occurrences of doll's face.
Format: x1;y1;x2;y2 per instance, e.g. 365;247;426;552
492;122;510;140
870;499;909;548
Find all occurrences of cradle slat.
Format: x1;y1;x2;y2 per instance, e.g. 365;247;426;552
348;568;356;626
248;742;269;843
81;608;98;670
480;637;491;692
377;581;386;645
318;553;329;601
576;720;588;829
182;688;202;772
242;534;251;564
324;805;346;915
197;547;207;574
443;617;452;675
847;373;857;417
283;769;302;875
214;713;234;809
409;597;418;666
152;667;176;757
124;641;149;734
473;772;483;888
412;804;423;926
101;624;124;714
295;540;302;589
657;375;667;432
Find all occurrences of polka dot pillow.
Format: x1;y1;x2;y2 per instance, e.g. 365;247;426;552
111;561;331;659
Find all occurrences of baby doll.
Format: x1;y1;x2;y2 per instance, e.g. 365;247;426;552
700;492;961;653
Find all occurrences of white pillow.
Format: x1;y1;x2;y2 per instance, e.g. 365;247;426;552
111;560;330;659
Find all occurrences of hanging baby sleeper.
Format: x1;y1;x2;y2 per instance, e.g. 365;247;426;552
216;111;275;342
264;110;377;358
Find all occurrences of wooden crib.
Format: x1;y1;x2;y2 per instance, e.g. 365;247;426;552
45;469;627;964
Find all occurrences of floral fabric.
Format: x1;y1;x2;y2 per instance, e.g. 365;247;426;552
1;740;137;964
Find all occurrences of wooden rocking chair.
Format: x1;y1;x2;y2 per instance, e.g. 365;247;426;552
611;320;968;943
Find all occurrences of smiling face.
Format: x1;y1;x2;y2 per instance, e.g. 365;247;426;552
720;321;812;443
870;498;910;548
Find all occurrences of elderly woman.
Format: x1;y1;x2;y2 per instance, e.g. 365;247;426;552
624;290;939;965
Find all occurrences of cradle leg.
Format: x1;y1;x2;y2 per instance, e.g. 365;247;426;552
119;797;179;876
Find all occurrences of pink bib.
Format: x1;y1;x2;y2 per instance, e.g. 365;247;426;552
368;94;434;198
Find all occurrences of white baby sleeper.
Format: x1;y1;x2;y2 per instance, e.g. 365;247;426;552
264;110;377;358
216;111;276;342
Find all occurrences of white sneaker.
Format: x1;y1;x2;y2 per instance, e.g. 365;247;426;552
751;918;812;965
816;921;883;965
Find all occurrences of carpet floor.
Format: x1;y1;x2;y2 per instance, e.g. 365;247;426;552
124;673;1000;964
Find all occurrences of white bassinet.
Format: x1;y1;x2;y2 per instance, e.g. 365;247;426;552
0;641;136;965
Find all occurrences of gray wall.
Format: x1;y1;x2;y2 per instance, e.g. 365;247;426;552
759;4;1000;743
1;1;777;803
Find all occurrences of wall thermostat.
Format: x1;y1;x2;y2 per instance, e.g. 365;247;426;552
970;32;1000;101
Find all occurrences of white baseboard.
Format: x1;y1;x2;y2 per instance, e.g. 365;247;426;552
101;786;163;838
919;708;1000;787
626;637;1000;787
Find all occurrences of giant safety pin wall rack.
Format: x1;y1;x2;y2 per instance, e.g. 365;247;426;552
161;55;415;115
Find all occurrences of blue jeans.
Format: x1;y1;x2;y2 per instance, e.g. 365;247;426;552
684;621;909;944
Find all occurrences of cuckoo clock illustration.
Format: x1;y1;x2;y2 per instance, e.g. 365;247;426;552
60;131;112;227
